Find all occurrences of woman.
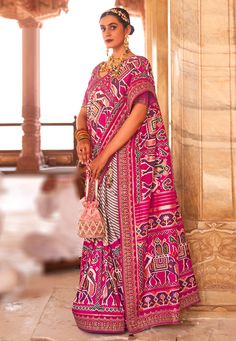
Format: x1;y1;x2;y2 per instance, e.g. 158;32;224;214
72;7;200;335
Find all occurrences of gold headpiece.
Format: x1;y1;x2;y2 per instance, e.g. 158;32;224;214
109;8;129;23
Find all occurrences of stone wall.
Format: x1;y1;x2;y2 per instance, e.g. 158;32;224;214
145;0;236;311
171;0;236;309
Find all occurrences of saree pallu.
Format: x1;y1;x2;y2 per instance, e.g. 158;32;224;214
72;56;200;334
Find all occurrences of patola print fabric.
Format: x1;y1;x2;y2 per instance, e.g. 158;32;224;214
72;56;200;334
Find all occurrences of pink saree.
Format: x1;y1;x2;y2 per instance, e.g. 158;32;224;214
72;55;200;334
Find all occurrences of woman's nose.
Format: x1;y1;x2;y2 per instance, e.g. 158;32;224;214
104;27;112;35
104;32;111;39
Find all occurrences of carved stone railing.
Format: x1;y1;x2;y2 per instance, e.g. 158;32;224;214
0;118;77;169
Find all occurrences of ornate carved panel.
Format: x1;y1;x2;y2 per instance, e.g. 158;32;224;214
0;0;68;22
187;222;236;290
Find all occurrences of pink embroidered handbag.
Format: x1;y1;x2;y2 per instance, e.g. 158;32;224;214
78;165;105;239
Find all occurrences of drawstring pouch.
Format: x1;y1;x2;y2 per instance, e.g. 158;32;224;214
78;164;105;239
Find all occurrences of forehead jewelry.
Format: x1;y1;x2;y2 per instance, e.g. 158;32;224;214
109;8;130;23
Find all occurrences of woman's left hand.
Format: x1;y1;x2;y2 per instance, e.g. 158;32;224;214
90;153;108;180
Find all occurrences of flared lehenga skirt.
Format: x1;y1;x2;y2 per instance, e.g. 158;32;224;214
72;155;200;334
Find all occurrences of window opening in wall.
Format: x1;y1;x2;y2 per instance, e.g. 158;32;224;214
0;0;145;168
0;18;22;151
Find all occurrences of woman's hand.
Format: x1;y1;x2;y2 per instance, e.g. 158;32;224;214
90;152;108;180
76;139;91;164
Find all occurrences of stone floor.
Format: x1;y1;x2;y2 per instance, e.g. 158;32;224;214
0;268;235;341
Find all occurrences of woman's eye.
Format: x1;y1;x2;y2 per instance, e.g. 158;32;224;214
100;27;105;32
110;25;117;30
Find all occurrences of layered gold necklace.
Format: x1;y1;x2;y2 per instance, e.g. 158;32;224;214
100;50;130;77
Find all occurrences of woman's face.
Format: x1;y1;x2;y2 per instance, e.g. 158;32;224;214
99;15;129;50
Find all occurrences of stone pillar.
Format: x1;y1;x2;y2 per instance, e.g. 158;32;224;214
17;17;42;172
144;0;169;135
171;0;236;312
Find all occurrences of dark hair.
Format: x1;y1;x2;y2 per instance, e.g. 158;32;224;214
100;7;135;35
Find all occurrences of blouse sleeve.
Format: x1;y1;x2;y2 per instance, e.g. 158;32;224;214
133;92;149;107
127;57;156;112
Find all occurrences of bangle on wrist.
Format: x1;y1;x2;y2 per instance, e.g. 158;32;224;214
76;134;90;141
77;137;90;142
75;129;90;141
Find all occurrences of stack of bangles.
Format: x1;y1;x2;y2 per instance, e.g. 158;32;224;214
74;129;90;142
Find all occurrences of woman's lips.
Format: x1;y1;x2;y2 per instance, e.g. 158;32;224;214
105;39;113;43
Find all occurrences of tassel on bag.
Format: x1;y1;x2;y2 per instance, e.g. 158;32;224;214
78;163;105;239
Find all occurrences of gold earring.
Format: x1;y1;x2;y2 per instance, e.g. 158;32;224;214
124;36;130;54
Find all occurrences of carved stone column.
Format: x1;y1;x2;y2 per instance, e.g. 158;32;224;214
17;17;42;172
171;0;236;312
144;0;169;136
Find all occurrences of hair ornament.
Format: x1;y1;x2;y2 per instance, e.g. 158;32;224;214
109;8;130;23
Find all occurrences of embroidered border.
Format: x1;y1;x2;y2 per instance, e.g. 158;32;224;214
73;315;125;333
73;291;200;334
127;80;156;112
118;145;200;333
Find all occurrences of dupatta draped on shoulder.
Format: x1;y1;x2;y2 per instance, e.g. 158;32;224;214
72;56;200;334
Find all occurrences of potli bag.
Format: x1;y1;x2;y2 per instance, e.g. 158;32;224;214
78;164;105;239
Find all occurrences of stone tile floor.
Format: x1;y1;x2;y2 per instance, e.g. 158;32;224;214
0;269;235;341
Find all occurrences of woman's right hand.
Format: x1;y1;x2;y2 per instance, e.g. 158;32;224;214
76;139;91;164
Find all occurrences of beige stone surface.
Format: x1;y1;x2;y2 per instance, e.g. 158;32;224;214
145;0;169;134
0;270;76;341
0;269;235;341
32;285;236;341
0;292;52;341
170;0;236;307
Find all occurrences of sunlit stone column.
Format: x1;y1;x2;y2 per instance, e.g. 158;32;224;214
17;17;42;172
144;0;169;135
171;0;236;311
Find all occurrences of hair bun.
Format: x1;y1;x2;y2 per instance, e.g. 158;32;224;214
129;24;135;35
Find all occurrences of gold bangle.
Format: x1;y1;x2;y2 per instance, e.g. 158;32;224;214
75;129;87;136
74;129;89;140
77;135;90;141
75;132;89;138
77;137;90;142
75;135;90;143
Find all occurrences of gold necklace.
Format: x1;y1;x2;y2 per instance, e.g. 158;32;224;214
100;50;130;77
